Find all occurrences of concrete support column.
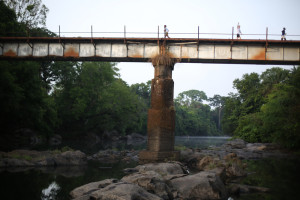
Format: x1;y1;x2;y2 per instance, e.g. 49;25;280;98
139;58;180;163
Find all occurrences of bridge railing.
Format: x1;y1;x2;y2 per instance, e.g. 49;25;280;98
3;25;300;41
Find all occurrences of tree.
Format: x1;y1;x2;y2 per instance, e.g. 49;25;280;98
0;61;58;136
0;1;23;36
260;67;300;148
52;62;116;132
130;81;151;107
174;90;220;136
0;2;56;138
233;72;263;115
260;67;290;96
222;66;300;149
221;93;241;136
3;0;49;28
52;62;148;136
176;89;207;107
209;94;225;130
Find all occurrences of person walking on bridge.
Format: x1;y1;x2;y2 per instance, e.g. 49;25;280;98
164;25;170;38
281;27;286;41
237;23;242;39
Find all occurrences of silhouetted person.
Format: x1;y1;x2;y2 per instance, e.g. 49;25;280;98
281;27;286;41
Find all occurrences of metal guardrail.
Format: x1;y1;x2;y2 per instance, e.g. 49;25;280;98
3;25;300;40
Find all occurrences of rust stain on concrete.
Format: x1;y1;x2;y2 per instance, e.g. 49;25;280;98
130;54;143;58
251;50;265;60
4;49;16;57
181;54;190;59
64;47;79;57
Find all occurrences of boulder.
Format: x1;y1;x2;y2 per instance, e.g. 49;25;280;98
121;170;171;199
224;154;246;178
89;149;139;164
58;150;87;165
70;179;118;199
224;139;246;149
0;158;34;167
227;183;270;195
126;133;146;145
196;156;215;170
208;167;227;183
49;134;62;146
89;182;162;200
170;171;227;200
0;150;87;167
135;162;184;176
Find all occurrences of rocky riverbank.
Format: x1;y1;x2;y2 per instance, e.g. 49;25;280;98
70;139;296;200
0;149;87;168
0;139;297;199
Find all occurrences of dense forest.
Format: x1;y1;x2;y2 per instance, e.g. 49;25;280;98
0;1;299;150
222;67;300;149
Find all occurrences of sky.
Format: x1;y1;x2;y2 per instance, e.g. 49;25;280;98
42;0;300;98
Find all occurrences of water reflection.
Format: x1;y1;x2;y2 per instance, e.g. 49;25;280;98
41;181;60;200
0;136;231;199
175;136;231;149
0;165;87;177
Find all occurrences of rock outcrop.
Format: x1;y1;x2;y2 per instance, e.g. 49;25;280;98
70;162;228;200
0;149;87;167
70;139;283;200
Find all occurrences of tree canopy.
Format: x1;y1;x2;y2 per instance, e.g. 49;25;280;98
3;0;48;28
222;67;300;149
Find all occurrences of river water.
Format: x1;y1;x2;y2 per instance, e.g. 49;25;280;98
0;136;299;200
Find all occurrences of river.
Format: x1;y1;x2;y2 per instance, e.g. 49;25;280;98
0;136;299;200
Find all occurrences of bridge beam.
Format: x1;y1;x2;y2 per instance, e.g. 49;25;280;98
139;56;180;163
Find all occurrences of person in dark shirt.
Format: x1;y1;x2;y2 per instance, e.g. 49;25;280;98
281;27;286;41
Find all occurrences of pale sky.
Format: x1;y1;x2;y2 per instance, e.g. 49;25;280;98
43;0;299;98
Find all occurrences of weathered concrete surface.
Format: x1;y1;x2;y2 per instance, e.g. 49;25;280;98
139;56;179;163
1;37;300;65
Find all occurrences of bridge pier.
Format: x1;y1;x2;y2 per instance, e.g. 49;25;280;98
139;56;180;163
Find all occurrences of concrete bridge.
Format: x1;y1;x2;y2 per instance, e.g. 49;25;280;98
1;36;300;162
1;37;300;64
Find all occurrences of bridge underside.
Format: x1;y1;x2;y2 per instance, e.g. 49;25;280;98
1;37;300;65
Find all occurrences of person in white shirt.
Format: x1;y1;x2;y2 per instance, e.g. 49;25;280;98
237;23;242;39
164;25;170;38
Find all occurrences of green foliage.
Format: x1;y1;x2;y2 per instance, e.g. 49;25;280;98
4;0;49;28
0;1;25;36
208;94;225;131
0;2;58;141
233;72;263;114
0;61;58;135
130;81;151;134
52;62;147;136
261;83;300;148
221;93;241;135
222;66;300;149
10;153;32;161
174;145;187;151
175;90;221;136
130;81;151;107
52;146;74;154
176;89;207;106
234;113;265;143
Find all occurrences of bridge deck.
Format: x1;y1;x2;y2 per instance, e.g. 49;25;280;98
1;37;300;65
